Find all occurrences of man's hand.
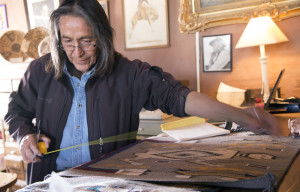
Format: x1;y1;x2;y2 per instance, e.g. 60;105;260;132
243;107;281;135
185;91;281;136
19;134;51;163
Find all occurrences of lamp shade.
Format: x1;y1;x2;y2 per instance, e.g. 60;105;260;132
236;16;288;48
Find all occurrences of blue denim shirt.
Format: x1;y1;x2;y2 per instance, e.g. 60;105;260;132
56;65;95;171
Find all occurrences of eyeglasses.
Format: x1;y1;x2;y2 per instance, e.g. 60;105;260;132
61;43;97;51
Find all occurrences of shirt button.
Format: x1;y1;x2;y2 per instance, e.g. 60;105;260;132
79;104;82;107
76;125;80;129
77;83;80;86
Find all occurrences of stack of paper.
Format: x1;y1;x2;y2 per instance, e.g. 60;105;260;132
217;82;246;107
139;109;171;120
161;116;230;142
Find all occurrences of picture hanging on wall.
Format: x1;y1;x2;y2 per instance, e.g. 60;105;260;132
0;4;8;29
25;0;60;29
202;34;232;72
122;0;169;50
98;0;109;18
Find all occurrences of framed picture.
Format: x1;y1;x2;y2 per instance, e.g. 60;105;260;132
202;34;232;72
179;0;300;33
0;4;8;29
98;0;109;18
25;0;60;29
122;0;169;50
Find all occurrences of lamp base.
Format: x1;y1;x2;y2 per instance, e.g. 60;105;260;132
259;57;269;103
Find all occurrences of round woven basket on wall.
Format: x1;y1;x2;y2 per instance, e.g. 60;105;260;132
0;30;28;62
21;27;49;59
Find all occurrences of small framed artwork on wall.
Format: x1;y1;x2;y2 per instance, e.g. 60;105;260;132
202;34;232;72
0;4;8;29
25;0;60;29
122;0;169;50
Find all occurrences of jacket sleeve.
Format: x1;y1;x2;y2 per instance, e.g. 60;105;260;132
4;59;43;144
134;62;192;117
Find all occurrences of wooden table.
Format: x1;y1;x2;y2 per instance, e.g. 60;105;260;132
271;113;300;192
0;172;17;192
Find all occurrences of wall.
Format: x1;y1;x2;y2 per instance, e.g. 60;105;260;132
1;0;300;99
110;0;300;99
199;16;300;99
110;0;196;89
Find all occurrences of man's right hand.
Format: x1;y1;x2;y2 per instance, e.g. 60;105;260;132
19;134;51;163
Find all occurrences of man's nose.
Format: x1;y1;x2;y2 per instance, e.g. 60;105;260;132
72;45;84;57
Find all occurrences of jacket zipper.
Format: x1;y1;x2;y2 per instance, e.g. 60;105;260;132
97;98;103;153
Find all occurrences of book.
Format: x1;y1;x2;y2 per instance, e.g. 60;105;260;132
138;116;181;136
161;116;230;141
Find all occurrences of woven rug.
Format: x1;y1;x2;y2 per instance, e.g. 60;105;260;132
18;175;214;192
61;135;300;191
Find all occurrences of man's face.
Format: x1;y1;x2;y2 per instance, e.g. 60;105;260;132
212;42;223;51
59;15;98;73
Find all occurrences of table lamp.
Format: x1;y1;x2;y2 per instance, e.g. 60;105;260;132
236;16;288;103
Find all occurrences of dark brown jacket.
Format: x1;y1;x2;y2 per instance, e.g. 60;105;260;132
5;53;191;183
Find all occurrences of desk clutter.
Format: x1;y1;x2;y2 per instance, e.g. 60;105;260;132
218;70;300;114
19;134;299;192
138;109;180;136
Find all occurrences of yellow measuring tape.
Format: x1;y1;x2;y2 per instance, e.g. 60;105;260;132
38;131;138;155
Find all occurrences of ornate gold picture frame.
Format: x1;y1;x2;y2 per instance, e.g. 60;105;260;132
179;0;300;33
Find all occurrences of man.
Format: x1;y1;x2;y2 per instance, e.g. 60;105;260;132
5;0;280;184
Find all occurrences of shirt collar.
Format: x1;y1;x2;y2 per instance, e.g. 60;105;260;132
63;61;96;79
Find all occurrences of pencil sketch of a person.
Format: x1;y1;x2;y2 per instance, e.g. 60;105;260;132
131;0;159;31
206;37;231;71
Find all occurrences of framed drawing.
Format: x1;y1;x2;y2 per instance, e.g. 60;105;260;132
179;0;300;33
25;0;60;29
123;0;169;50
202;34;232;72
0;4;8;29
98;0;109;18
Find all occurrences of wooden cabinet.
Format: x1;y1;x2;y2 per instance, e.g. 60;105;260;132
5;155;26;181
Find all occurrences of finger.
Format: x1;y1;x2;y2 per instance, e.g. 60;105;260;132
259;112;281;135
39;134;51;148
30;142;42;157
32;156;41;163
20;134;36;162
21;148;33;163
20;134;42;162
23;144;41;163
248;107;281;135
